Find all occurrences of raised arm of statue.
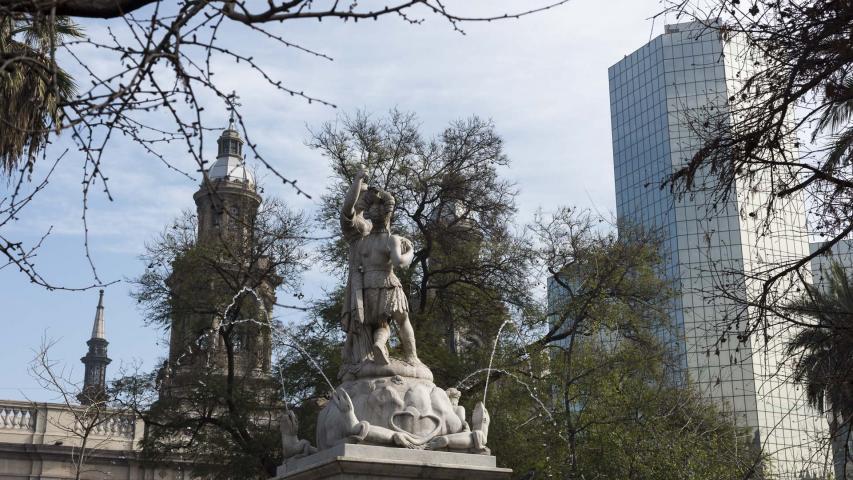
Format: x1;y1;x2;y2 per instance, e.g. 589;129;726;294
342;167;368;220
341;167;371;240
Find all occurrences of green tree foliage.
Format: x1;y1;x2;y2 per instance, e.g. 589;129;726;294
559;342;763;479
275;289;344;443
297;110;763;479
787;263;853;421
485;340;764;480
482;213;764;479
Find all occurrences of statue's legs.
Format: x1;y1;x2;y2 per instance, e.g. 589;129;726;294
364;286;418;365
393;310;418;363
363;287;390;365
341;319;375;370
372;324;391;365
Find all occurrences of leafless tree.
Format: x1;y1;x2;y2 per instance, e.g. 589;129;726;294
29;337;133;480
0;0;570;291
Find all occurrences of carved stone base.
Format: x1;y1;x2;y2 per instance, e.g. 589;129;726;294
316;374;469;450
274;443;512;480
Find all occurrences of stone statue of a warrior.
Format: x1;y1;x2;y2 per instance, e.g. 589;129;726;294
280;166;494;461
339;166;419;374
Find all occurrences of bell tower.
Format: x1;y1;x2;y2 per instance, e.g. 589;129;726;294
79;290;111;405
194;94;261;247
160;96;279;397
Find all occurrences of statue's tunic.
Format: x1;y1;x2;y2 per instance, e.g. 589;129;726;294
362;266;409;328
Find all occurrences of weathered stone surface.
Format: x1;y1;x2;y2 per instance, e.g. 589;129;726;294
275;443;512;480
0;400;193;480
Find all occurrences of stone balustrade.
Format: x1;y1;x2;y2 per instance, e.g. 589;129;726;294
0;399;143;450
91;413;136;438
0;404;36;431
0;399;195;480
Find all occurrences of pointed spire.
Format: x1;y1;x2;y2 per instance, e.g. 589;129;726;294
91;289;106;340
79;289;111;405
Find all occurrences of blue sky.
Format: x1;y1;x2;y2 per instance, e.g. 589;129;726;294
0;0;668;401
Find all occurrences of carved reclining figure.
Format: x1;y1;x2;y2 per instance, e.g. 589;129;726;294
280;409;317;460
426;401;490;453
327;386;490;453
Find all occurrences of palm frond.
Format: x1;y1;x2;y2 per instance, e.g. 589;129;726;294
786;260;853;416
0;14;82;176
816;75;853;135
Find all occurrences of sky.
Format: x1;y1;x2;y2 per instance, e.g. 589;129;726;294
0;0;672;401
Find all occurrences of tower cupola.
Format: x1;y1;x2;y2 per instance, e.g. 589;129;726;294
217;127;243;158
208;93;254;185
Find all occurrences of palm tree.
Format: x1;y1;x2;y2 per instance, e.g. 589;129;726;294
0;14;81;176
787;262;853;479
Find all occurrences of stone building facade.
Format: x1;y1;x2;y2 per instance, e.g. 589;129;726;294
0;399;151;480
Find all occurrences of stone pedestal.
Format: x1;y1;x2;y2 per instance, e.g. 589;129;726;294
274;443;512;480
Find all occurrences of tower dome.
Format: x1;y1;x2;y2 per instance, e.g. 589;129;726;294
208;126;254;185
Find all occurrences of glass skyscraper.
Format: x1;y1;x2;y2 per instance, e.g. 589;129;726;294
609;21;828;477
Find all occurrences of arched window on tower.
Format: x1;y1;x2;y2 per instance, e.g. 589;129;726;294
228;205;242;235
196;329;212;351
229;328;245;354
212;205;222;227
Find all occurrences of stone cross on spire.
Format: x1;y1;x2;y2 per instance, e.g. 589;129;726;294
226;90;241;130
